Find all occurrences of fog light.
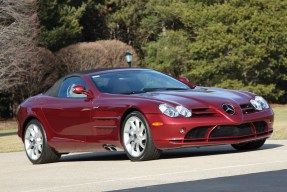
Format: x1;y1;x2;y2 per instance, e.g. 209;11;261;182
180;128;186;134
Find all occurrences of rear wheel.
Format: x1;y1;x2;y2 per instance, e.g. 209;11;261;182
24;119;61;164
231;139;266;151
122;111;161;161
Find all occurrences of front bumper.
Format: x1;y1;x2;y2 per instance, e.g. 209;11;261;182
146;108;274;149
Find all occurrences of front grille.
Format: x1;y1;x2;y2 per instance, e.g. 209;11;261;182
253;121;267;133
210;123;253;138
240;104;256;114
185;126;211;139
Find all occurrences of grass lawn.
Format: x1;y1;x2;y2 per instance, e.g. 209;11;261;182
0;129;23;153
271;106;287;140
0;106;286;153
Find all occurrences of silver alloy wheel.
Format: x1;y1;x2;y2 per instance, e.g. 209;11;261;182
24;124;43;161
123;116;147;157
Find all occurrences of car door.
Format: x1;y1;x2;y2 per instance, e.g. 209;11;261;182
42;76;93;138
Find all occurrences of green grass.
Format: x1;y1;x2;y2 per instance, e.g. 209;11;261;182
271;106;287;140
0;128;17;134
0;135;23;153
0;129;23;153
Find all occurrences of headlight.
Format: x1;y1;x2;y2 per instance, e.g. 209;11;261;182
159;104;179;117
159;104;192;117
250;99;262;110
255;96;269;109
250;96;269;111
176;106;192;117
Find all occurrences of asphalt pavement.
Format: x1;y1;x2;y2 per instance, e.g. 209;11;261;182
0;140;286;192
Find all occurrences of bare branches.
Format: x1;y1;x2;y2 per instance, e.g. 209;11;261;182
56;40;140;74
0;0;39;91
21;47;62;96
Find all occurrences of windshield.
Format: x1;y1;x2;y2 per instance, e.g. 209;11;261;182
91;70;190;94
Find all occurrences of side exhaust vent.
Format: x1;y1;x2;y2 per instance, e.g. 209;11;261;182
103;144;118;152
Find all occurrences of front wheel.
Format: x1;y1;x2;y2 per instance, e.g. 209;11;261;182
121;111;161;161
24;119;61;164
231;139;266;151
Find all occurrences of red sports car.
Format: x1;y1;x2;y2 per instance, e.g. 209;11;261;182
17;68;273;164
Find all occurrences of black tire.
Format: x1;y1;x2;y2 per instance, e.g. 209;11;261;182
121;111;161;161
24;119;61;164
231;139;266;151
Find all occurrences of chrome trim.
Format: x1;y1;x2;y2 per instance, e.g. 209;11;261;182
222;104;235;115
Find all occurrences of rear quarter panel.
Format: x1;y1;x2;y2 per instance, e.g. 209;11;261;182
17;95;53;142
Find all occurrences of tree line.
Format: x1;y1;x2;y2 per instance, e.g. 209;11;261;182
1;0;287;118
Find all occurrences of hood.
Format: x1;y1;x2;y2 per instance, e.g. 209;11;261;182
138;87;255;109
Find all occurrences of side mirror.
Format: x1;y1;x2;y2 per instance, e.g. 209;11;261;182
72;85;94;99
178;77;189;84
73;85;86;94
178;76;196;89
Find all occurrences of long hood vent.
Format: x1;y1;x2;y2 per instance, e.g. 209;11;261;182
192;108;218;117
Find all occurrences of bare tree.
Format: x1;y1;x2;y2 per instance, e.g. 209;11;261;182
22;47;63;96
56;40;140;74
0;0;61;116
0;0;40;90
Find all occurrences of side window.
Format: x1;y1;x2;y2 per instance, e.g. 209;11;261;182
92;75;110;93
58;77;88;98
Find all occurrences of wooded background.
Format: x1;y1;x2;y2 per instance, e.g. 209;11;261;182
1;0;287;118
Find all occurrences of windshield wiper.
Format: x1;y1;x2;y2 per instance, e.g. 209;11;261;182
120;87;189;94
142;88;189;92
164;88;189;90
120;91;146;95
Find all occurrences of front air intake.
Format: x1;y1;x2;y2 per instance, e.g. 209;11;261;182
185;126;212;139
210;123;253;138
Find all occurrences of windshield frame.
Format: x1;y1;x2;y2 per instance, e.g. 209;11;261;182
90;69;190;95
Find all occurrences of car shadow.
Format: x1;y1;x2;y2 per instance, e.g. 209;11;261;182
60;151;129;162
160;143;283;160
59;143;283;162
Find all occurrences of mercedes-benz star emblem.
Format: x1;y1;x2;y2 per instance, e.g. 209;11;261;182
222;104;235;115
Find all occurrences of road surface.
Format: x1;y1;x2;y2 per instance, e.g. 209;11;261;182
0;140;286;192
